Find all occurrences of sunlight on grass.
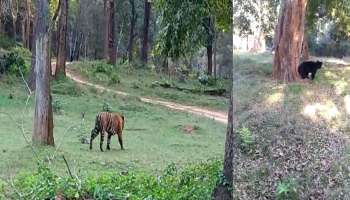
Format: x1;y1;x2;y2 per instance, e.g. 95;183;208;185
334;79;348;95
265;92;284;104
302;101;340;121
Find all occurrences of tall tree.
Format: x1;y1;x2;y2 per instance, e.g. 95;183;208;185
154;0;232;75
141;0;151;64
32;0;54;146
21;0;32;49
203;16;215;75
127;0;137;63
273;0;308;81
56;0;68;77
104;0;116;65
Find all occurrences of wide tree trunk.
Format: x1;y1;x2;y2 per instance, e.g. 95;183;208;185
104;0;116;65
32;0;54;146
127;0;137;63
207;45;213;76
141;0;151;64
272;0;307;82
56;0;68;77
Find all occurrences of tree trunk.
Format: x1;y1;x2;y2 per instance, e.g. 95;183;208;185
213;2;236;197
28;12;37;91
21;0;31;48
141;0;151;64
272;0;307;82
213;89;237;200
32;0;54;146
301;34;309;61
56;0;68;77
127;0;137;63
104;0;116;65
207;45;213;76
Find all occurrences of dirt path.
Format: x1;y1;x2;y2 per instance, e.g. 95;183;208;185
66;68;228;124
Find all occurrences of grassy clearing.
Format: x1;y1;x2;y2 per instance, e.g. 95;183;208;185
69;60;229;111
0;76;226;182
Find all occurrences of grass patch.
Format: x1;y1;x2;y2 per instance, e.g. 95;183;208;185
0;75;226;183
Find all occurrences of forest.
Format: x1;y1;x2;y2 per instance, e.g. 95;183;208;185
0;0;350;199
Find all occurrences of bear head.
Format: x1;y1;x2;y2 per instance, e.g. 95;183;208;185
316;61;323;69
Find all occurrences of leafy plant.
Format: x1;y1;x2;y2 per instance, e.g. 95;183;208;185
52;99;63;114
2;47;31;76
102;101;112;112
237;126;254;153
276;179;299;200
11;160;222;200
109;73;120;85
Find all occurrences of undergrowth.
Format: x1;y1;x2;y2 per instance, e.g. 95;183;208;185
9;160;221;200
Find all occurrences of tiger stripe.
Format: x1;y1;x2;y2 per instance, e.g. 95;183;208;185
89;112;125;151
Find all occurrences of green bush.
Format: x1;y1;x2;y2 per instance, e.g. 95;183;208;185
52;99;63;114
102;101;112;112
11;160;222;200
237;126;254;153
2;47;31;76
109;73;120;85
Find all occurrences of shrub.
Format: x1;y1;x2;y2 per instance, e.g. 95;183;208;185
2;47;31;76
52;99;63;114
102;101;112;112
109;73;120;85
237;126;254;153
11;160;222;200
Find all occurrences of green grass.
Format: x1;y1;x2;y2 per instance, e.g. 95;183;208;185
2;53;350;199
69;60;229;111
0;76;226;181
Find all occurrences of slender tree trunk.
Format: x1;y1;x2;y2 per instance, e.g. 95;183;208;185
207;45;213;76
21;0;31;48
104;0;116;65
141;0;151;64
28;12;37;91
32;0;54;146
301;34;309;61
128;0;136;63
272;0;307;82
214;39;217;79
213;2;236;198
213;88;236;200
56;0;68;77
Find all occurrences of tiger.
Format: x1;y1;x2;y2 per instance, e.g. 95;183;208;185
89;112;125;151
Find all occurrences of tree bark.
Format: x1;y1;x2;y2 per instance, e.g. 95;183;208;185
213;2;236;197
207;45;213;76
272;0;307;82
104;0;116;65
141;0;151;64
32;0;54;146
56;0;68;77
21;0;31;48
127;0;137;63
213;88;237;200
301;34;309;61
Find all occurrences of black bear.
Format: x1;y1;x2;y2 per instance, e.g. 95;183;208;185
298;61;322;80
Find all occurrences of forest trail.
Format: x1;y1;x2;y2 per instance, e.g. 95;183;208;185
65;68;228;124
